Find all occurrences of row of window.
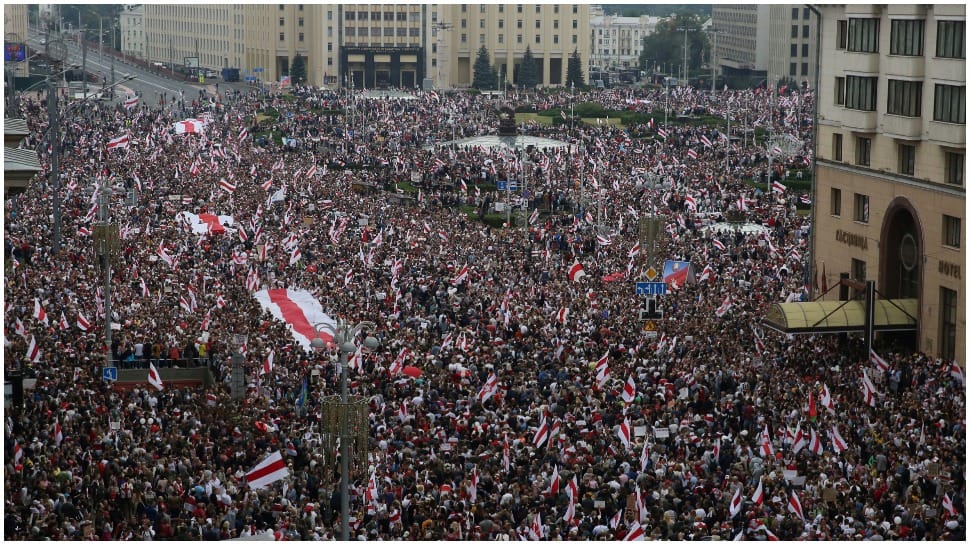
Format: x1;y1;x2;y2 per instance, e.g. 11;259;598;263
464;5;574;14
836;18;965;58
468;33;576;46
346;27;420;38
829;188;962;248
790;43;811;58
831;133;964;186
835;77;966;123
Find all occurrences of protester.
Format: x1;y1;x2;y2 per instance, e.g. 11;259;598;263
4;81;964;541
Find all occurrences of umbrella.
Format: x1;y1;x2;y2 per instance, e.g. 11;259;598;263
402;366;422;378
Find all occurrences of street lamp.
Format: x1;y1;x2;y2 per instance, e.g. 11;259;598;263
310;319;379;541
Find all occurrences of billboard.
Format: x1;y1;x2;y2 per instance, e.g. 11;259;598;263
5;42;26;62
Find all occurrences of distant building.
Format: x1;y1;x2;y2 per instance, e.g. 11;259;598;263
589;6;659;72
119;5;145;61
712;4;817;86
4;4;30;78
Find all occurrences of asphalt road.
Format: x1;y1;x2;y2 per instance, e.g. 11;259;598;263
25;32;255;106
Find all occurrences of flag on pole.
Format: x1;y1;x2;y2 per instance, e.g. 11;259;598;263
107;134;130;150
617;417;632;450
33;298;49;326
771;181;787;194
760;424;774;458
788;491;805;521
244;450;290;489
533;414;550;448
942;493;957;517
751;476;764;505
621;375;637;403
869;348;890;372
830;424;848;454
729;486;744;518
148;362;165;391
26;335;41;363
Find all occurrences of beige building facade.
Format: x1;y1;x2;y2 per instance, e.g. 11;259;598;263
119;5;146;61
814;4;966;361
713;4;818;86
589;7;659;72
442;4;590;88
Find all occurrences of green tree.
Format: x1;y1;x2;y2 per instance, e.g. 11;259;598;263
638;13;709;81
518;46;540;89
566;49;585;88
291;53;307;84
471;45;497;90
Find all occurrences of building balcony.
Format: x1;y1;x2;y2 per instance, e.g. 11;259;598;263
839;108;878;132
880;114;923;140
927;120;967;147
840;51;879;75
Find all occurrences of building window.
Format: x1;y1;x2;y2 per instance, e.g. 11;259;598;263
499;5;504;12
461;33;467;43
940;288;957;361
573;20;577;29
853;193;870;223
898;143;916;175
851;258;867;283
535;34;540;44
845;76;877;111
791;43;798;57
837;20;848;49
554;20;559;29
554;5;559;14
517;34;522;44
371;12;380;21
802;62;809;76
830;187;842;216
934;84;966;123
298;17;304;27
480;19;485;29
536;20;541;29
791;25;798;38
409;28;419;37
480;33;485;44
573;5;578;13
461;19;466;28
499;20;503;29
572;34;577;44
855;136;871;166
383;28;393;37
835;77;845;105
498;34;503;43
945;152;964;186
937;20;966;58
517;20;522;29
943;215;962;247
803;24;809;38
279;32;284;41
299;32;304;42
536;5;541;14
887;79;923;117
461;4;467;12
279;17;284;26
553;34;559;44
803;7;810;20
792;7;799;19
848;18;879;53
833;133;843;161
517;5;523;13
397;12;406;21
802;43;809;57
790;63;797;76
890;19;924;55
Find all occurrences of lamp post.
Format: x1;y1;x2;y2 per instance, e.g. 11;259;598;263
310;319;379;541
93;178;119;367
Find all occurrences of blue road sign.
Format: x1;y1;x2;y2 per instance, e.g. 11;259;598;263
635;282;668;296
508;181;518;191
253;67;264;73
102;367;118;381
496;181;507;191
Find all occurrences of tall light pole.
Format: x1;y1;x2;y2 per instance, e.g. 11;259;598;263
311;319;379;541
676;27;690;85
93;178;119;367
708;27;719;93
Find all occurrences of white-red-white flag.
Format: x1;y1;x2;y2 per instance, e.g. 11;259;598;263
262;350;275;375
244;450;290;489
53;420;63;446
623;521;645;541
760;424;774;458
533;414;550;448
58;311;69;331
107;134;129;150
621;375;636;402
451;264;469;285
388;347;409;375
33;298;48;326
148;362;165;391
617;417;632;450
830;424;848;454
26;335;41;362
820;383;836;414
751;476;764;505
478;372;500;404
787;490;805;521
595;352;610;387
729;486;744;518
942;493;957;516
869;348;890;372
568;260;586;282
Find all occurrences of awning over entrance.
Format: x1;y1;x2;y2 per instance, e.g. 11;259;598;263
763;299;918;335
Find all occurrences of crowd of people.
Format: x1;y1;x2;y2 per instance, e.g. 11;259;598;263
4;79;964;541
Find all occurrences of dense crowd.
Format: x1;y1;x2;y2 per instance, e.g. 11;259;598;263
4;80;964;541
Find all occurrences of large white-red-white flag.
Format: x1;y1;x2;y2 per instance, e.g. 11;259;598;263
252;289;336;352
788;490;805;521
568;260;586;282
389;347;410;375
869;348;890;372
478;372;500;403
77;312;92;332
26;335;41;363
33;298;48;326
621;375;637;402
107;134;129;150
244;450;289;489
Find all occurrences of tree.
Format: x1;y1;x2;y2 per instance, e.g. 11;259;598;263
471;46;497;90
566;49;585;88
638;13;709;81
518;46;540;89
291;53;307;84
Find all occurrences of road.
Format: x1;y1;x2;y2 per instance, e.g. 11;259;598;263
25;32;254;106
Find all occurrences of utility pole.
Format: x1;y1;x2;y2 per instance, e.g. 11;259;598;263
709;27;719;93
99;17;103;62
48;81;61;254
676;26;690;85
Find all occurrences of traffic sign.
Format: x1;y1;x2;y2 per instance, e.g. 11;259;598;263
636;281;668;295
645;267;658;281
102;367;118;382
643;320;656;331
496;181;507;191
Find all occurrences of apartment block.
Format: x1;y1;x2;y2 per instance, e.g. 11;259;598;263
589;6;659;71
814;4;966;360
119;4;146;61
